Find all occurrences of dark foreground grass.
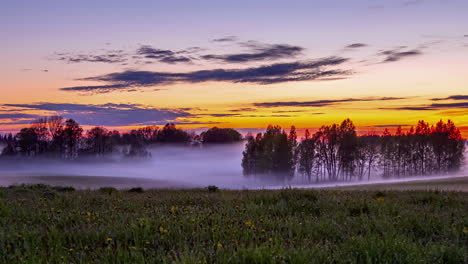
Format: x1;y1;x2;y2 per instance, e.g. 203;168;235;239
0;185;467;263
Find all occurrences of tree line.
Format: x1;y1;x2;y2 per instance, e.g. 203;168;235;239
0;116;243;159
242;119;465;182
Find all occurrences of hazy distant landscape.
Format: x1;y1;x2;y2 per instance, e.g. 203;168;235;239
0;118;466;190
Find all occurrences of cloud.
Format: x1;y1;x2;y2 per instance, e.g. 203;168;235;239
379;48;422;63
379;102;468;111
345;43;368;49
136;45;192;64
253;97;407;108
202;43;303;63
229;107;257;112
0;113;42;124
431;95;468;101
1;103;190;127
60;57;350;93
58;84;132;94
212;36;238;42
172;120;223;125
431;102;468;108
193;113;241;117
54;50;127;64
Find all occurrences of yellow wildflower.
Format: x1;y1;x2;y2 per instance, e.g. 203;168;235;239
463;227;468;234
69;248;74;252
245;220;254;228
217;241;223;249
376;197;384;202
106;237;113;242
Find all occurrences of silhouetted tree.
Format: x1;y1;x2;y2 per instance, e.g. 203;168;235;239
296;129;316;181
61;119;83;159
15;128;39;156
156;123;190;143
242;125;295;180
84;126;114;156
201;127;242;143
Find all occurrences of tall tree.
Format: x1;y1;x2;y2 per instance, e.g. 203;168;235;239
61;119;83;159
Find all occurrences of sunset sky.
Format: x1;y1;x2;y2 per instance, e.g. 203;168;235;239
1;0;468;136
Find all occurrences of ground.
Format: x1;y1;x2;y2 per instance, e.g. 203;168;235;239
332;176;468;192
0;184;467;263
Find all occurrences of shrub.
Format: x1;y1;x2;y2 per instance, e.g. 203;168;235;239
207;185;219;193
99;187;117;195
128;187;144;193
52;186;75;192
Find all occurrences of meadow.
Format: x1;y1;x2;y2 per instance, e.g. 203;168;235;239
0;184;467;263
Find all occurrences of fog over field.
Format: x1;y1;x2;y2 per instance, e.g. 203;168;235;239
0;143;467;189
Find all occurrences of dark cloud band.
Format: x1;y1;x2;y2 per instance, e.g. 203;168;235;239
60;57;350;93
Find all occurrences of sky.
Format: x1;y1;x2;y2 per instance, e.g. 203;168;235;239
1;0;468;136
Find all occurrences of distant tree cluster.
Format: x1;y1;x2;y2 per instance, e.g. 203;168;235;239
200;127;242;144
0;116;243;160
242;119;465;182
242;126;296;179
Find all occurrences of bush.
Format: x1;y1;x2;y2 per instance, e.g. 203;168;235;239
207;185;219;193
52;186;75;192
128;187;144;193
99;187;117;195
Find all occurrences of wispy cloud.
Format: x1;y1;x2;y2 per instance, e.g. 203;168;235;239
379;48;422;63
345;43;368;49
54;50;127;64
380;101;468;111
136;45;193;64
202;43;304;63
60;57;350;94
212;36;238;42
431;95;468;101
0;113;42;124
253;97;407;108
1;103;191;127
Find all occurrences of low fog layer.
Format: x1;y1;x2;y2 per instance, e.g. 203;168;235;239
0;143;467;189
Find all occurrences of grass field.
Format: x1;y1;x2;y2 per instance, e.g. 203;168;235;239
0;184;467;263
332;176;468;192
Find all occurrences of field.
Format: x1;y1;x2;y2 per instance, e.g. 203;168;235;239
332;176;468;192
0;185;467;263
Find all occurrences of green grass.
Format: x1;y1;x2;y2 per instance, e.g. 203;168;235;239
0;184;467;263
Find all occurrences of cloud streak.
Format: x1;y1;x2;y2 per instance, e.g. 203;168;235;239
60;57;350;93
202;43;304;63
345;43;368;49
380;101;468;111
1;103;191;127
431;95;468;101
212;36;238;42
379;48;422;63
136;45;193;64
54;50;127;64
253;97;407;108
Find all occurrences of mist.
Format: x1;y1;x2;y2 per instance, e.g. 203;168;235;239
0;142;467;190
